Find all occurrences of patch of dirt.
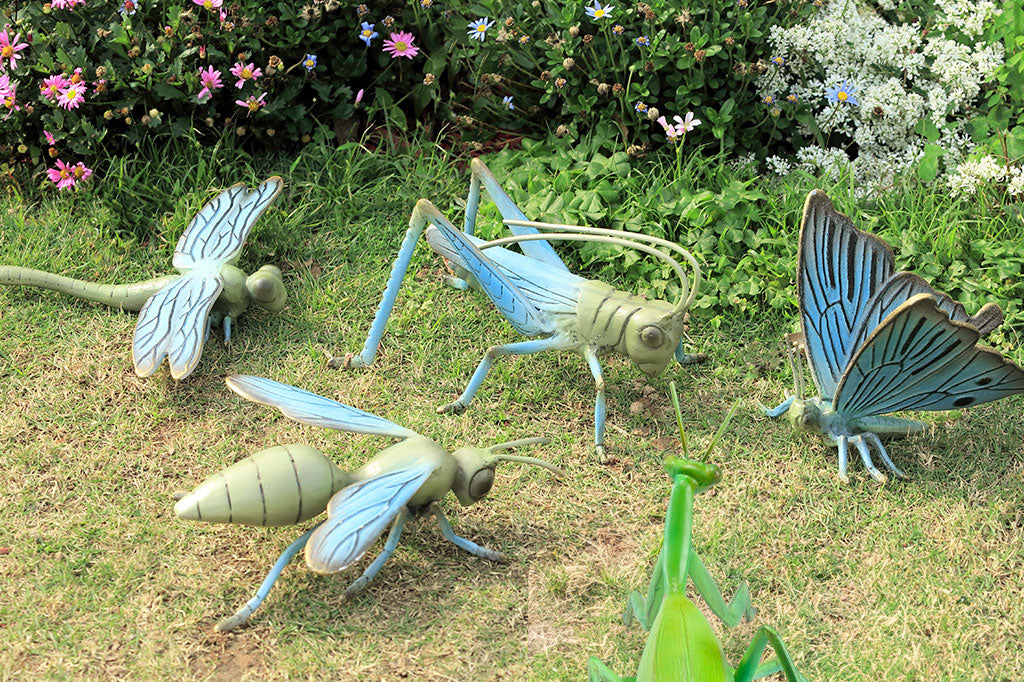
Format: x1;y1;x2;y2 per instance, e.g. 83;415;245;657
190;634;268;681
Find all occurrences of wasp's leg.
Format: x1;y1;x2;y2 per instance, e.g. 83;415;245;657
583;346;609;461
223;316;232;344
674;342;708;366
438;337;566;415
762;395;795;418
343;508;410;598
623;547;665;632
836;434;851;484
688;550;757;627
214;524;319;633
732;626;808;682
431;504;506;562
852;434;888;483
863;431;907;479
587;658;629;682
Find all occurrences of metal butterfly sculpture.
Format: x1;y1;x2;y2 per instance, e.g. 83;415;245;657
334;158;703;460
173;374;563;632
765;190;1024;482
0;178;286;380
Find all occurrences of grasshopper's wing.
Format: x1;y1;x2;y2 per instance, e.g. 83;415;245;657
425;212;555;335
304;458;437;574
172;177;283;269
848;272;1003;353
226;374;419;439
798;190;895;398
470;158;570;272
132;273;223;380
834;294;1024;419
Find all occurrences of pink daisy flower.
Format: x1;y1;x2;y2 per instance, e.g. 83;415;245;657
1;77;19;119
193;0;223;9
47;159;76;189
229;61;262;88
58;82;86;110
40;74;68;101
44;130;56;145
235;92;267;115
196;65;223;102
50;0;87;9
382;32;420;59
72;162;93;182
0;29;29;71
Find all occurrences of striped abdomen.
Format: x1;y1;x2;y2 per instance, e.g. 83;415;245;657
174;444;351;527
0;266;176;312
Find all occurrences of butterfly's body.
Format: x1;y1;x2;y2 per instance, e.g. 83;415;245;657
766;190;1024;482
174;374;562;632
0;178;287;380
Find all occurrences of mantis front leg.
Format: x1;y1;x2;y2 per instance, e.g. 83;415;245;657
732;626;809;682
586;657;634;682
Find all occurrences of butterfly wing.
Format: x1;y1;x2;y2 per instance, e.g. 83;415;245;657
834;294;1024;419
304;458;438;574
132;273;223;380
172;177;283;270
798;190;895;397
226;374;420;439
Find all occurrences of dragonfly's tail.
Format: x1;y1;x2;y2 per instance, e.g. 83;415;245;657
0;265;175;312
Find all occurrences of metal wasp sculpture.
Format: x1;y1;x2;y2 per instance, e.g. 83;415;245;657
0;178;286;380
765;190;1024;482
589;392;808;682
334;158;703;460
173;374;564;632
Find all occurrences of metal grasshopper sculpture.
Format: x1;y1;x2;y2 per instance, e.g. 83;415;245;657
173;374;564;632
0;178;287;380
589;391;808;681
334;158;703;459
765;190;1024;482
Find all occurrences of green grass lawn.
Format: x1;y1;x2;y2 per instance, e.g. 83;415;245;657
1;142;1022;681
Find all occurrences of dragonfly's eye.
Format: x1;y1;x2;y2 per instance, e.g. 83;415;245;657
640;325;664;349
469;468;495;501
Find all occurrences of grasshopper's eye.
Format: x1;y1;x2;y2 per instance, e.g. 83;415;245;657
640;325;664;349
469;468;495;501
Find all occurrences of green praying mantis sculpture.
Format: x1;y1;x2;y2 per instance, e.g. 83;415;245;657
588;390;808;682
0;178;287;380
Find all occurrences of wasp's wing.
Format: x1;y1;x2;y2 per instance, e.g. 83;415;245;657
798;190;895;398
834;294;1024;419
425;208;554;335
470;158;570;272
304;458;437;574
426;226;585;318
133;273;223;380
226;374;419;439
172;176;283;269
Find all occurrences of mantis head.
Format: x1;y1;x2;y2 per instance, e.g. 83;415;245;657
624;304;686;378
450;437;564;506
663;455;722;493
246;264;287;312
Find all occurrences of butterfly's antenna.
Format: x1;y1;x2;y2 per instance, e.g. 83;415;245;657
669;381;690;459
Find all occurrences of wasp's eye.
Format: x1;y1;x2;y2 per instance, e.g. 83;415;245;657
469;468;495;500
640;325;664;348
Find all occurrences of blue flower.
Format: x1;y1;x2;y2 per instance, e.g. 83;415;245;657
762;94;775;105
358;22;378;46
635;35;650;47
634;102;648;113
502;95;514;110
303;54;317;71
585;2;614;20
771;55;785;67
468;17;494;41
825;80;858;105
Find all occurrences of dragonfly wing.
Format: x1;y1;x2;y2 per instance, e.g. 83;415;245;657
133;273;222;380
426;209;554;335
426;226;584;317
304;458;437;574
834;294;1024;418
798;190;895;397
172;176;283;269
226;374;420;438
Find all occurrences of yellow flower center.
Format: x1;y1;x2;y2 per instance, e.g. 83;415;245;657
477;25;486;32
394;40;407;51
248;100;260;112
594;9;605;17
1;46;12;58
305;60;313;67
241;68;252;79
66;88;78;99
71;73;82;83
363;30;372;37
203;0;212;8
837;91;848;101
60;169;70;179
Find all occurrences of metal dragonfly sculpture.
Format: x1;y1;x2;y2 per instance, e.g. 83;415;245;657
173;374;564;632
334;158;703;460
589;391;808;682
0;178;287;380
765;190;1024;482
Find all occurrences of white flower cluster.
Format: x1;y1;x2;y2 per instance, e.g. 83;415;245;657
947;156;1024;198
758;0;1004;194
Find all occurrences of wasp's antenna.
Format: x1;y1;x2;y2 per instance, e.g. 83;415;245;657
486;436;550;453
488;454;565;478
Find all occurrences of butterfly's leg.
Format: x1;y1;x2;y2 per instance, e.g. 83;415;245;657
431;503;506;562
438;336;566;415
223;316;232;344
852;434;888;483
675;342;708;366
583;346;609;461
688;550;757;626
732;626;808;682
343;509;410;598
762;395;795;418
587;657;628;682
214;524;319;633
864;431;907;479
835;435;851;484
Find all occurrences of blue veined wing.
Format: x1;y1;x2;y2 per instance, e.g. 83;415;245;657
226;374;419;439
304;458;438;574
834;294;1024;418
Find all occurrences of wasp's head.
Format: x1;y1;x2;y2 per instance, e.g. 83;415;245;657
246;264;287;312
623;307;685;377
451;438;563;507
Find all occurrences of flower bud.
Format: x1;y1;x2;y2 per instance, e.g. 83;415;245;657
423;73;436;85
647;107;659;121
569;25;579;37
236;126;247;136
17;144;27;154
597;83;610;95
563;57;575;69
555;124;568;137
103;110;114;120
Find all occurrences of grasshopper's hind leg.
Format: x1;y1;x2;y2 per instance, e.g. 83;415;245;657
214;524;319;633
343;509;410;598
